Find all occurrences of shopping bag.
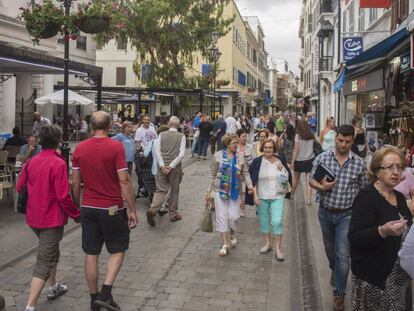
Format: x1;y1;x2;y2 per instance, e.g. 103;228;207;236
199;202;213;233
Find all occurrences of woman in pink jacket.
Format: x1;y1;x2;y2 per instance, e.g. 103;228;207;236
17;124;80;311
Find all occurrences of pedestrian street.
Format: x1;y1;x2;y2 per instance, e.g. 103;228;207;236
0;156;301;311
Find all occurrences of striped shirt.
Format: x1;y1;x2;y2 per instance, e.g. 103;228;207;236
311;149;368;209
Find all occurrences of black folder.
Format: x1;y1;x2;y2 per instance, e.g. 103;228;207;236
314;163;336;183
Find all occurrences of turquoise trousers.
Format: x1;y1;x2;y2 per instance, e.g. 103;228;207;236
257;198;284;235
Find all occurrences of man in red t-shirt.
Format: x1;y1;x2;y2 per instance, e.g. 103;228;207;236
71;111;138;311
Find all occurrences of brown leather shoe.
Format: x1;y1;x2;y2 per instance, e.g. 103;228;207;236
170;213;182;222
146;209;156;227
333;296;344;311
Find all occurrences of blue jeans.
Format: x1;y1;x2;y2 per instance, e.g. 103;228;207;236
191;137;199;156
318;207;351;296
197;137;210;156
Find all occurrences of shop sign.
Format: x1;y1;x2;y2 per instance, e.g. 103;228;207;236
343;69;383;95
401;52;410;72
343;37;363;62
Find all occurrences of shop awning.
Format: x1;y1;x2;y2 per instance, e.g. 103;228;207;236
0;42;102;76
346;28;408;67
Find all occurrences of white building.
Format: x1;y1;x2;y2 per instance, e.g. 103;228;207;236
0;0;98;134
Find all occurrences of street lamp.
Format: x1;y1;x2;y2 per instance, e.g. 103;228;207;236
208;41;221;117
57;0;74;166
211;31;219;45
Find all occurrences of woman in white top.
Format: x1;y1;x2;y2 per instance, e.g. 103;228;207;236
319;117;336;151
249;139;291;260
292;119;315;207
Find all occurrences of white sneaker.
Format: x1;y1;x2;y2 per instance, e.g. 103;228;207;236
47;282;68;301
189;154;194;158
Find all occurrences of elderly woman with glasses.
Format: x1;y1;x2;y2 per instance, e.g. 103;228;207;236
348;146;412;311
206;133;254;257
246;139;292;261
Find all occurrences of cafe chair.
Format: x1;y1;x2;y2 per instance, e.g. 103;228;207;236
0;168;14;207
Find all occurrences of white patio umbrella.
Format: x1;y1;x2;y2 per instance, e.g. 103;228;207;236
35;89;94;106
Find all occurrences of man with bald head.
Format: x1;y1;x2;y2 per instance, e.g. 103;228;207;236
33;112;51;136
71;111;138;311
147;116;186;226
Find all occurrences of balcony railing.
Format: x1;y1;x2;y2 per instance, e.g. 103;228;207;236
320;0;333;14
319;56;333;72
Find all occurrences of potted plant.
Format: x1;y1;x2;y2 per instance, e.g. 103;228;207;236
19;0;64;44
76;0;114;34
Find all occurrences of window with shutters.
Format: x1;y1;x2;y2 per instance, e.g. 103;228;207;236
116;67;126;85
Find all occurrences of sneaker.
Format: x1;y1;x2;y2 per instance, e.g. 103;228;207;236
240;210;246;218
94;293;121;311
188;154;194;158
47;282;68;301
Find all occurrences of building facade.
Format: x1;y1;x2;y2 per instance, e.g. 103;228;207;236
0;0;97;135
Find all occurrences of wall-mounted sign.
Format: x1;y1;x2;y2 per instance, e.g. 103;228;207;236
343;69;383;95
343;37;363;62
360;0;390;8
401;52;410;72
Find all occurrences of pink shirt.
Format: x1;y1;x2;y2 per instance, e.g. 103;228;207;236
17;149;80;228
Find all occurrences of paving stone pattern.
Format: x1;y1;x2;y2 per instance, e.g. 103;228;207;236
0;158;297;311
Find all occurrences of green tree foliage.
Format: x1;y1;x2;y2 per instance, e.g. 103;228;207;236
96;0;234;88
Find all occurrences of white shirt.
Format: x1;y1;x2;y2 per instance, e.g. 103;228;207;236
225;116;237;134
134;125;158;150
80;120;88;133
155;128;186;169
257;158;289;200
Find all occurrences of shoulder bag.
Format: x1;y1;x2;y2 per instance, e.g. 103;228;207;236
17;160;30;214
313;139;323;156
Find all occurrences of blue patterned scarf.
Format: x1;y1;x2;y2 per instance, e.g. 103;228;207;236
220;150;240;201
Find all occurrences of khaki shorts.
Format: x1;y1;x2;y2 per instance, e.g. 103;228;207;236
31;227;64;281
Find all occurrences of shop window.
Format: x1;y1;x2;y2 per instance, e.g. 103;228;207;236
116;67;126;85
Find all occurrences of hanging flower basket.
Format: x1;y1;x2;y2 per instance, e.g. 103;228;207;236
27;22;60;39
19;0;64;44
76;15;111;34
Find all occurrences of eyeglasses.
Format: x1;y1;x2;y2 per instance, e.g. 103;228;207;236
379;164;404;173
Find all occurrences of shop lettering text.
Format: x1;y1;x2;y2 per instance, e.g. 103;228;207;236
351;79;367;92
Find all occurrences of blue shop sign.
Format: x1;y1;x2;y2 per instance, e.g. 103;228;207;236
400;52;410;72
343;37;363;62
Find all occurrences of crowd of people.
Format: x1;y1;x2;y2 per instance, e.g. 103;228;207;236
3;108;414;311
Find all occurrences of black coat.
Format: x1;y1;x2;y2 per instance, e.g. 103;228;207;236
245;155;292;205
348;184;412;288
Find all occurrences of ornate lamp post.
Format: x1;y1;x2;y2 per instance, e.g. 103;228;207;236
208;31;221;117
56;0;75;165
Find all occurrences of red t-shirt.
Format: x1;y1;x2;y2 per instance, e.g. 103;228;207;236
72;137;128;209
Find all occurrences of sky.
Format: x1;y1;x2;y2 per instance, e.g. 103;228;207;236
234;0;302;75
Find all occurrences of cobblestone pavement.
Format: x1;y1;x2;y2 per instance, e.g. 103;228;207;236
0;156;300;311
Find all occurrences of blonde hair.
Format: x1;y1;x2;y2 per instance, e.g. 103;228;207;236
367;146;405;182
221;133;239;147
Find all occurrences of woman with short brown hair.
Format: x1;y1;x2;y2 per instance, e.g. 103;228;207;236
349;146;412;310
